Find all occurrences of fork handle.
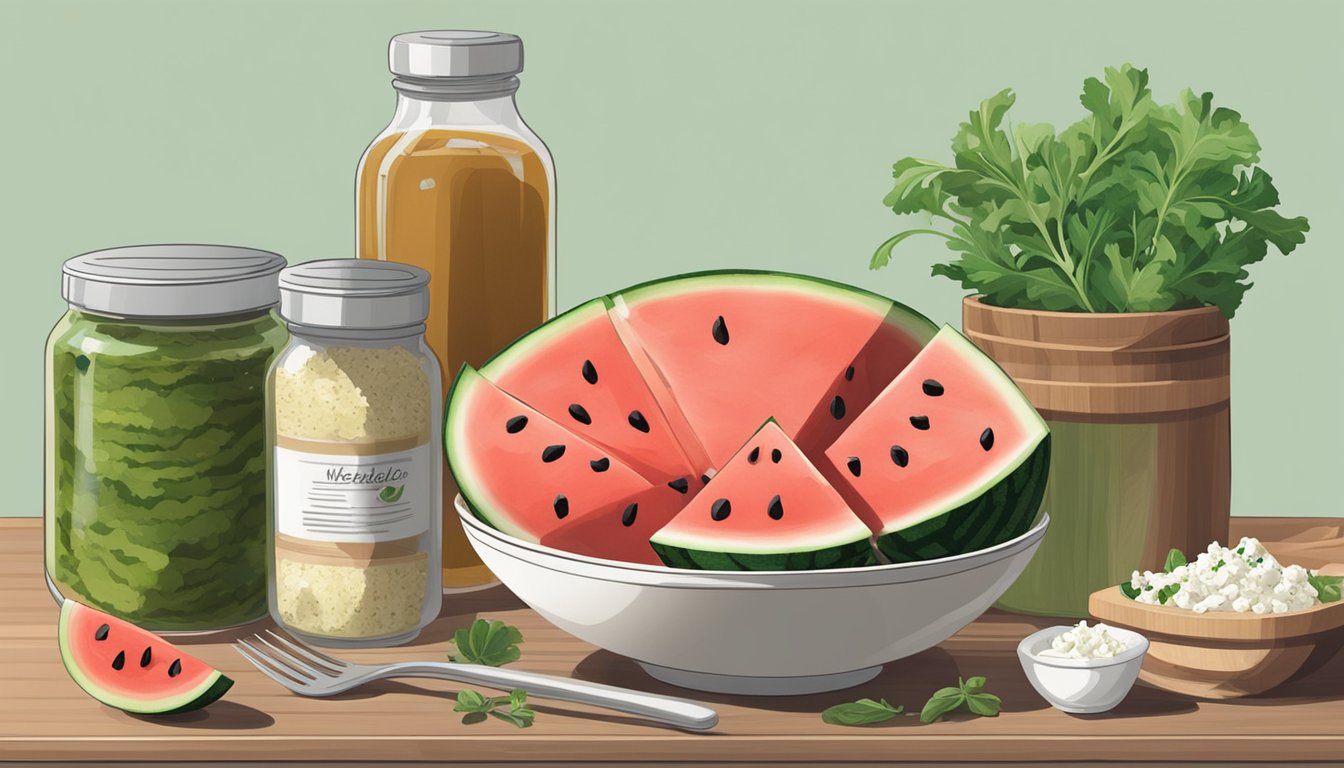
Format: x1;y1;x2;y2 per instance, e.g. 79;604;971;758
381;661;718;731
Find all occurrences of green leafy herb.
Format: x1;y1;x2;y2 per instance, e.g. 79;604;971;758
1119;580;1141;599
821;697;904;726
447;619;524;666
874;64;1309;318
1156;584;1181;605
1309;573;1343;604
1164;548;1188;573
378;484;405;503
454;688;536;728
919;676;1003;724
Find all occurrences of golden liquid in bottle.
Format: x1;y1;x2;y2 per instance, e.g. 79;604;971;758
358;129;550;590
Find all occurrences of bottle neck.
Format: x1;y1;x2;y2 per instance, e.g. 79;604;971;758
385;85;526;135
392;74;519;102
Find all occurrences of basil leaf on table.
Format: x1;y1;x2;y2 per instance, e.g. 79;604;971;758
821;697;904;726
447;619;524;666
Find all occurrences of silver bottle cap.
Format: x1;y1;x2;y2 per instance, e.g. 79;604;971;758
389;30;523;79
279;260;430;330
62;244;286;319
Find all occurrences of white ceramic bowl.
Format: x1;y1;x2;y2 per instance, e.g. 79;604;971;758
457;496;1049;695
1016;625;1149;713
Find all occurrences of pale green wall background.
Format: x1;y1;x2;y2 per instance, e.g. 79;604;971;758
2;0;1339;518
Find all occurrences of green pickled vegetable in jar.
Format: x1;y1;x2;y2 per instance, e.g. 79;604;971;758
45;245;288;631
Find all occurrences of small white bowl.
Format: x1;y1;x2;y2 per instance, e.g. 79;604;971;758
1017;625;1149;714
458;495;1049;695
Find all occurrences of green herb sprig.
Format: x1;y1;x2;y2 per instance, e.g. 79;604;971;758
821;698;904;725
821;677;1002;727
454;688;536;728
1308;573;1343;604
447;619;524;666
873;64;1309;318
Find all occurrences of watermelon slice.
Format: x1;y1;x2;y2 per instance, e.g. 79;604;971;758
540;483;688;566
57;600;233;715
824;326;1050;562
609;272;934;467
480;297;709;484
445;365;662;546
649;419;875;570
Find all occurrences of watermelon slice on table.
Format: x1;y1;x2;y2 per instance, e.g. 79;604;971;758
609;271;934;467
650;419;875;571
445;365;666;548
824;326;1050;562
58;600;233;715
480;297;710;484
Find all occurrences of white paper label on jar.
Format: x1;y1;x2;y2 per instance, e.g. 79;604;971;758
275;444;432;543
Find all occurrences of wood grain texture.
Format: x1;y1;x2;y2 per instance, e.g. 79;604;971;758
1;517;1342;764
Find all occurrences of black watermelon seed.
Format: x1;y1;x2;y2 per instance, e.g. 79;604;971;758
589;457;610;472
94;624;109;641
628;410;650;433
111;651;125;671
890;445;909;467
582;359;598;384
910;415;930;430
922;379;945;397
541;444;566;463
830;395;846;420
622;503;639;527
710;498;732;521
568;403;592;425
845;365;855;381
168;659;182;678
553;495;569;519
767;494;784;520
668;477;690;494
846;456;862;477
771;448;782;463
748;447;760;464
140;647;152;668
712;315;730;345
980;427;995;451
506;415;528;434
700;474;711;485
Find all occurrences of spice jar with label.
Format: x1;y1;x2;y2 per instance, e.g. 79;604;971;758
268;260;442;647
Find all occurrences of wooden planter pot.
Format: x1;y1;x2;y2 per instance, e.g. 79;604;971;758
963;297;1231;617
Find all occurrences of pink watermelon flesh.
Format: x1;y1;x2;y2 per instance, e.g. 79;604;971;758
480;297;708;484
541;483;688;565
649;420;874;570
610;273;916;468
58;600;232;714
824;326;1050;560
445;365;659;544
794;306;933;459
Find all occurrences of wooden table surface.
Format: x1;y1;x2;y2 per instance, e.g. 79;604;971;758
3;517;1342;766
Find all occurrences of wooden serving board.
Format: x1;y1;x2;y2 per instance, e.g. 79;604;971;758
3;517;1343;765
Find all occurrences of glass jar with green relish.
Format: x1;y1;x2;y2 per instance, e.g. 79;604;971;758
45;245;288;632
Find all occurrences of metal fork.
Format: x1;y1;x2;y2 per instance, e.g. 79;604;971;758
234;630;718;731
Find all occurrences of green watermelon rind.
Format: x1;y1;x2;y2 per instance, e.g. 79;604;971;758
477;296;614;378
650;536;878;571
609;269;936;346
57;601;234;715
876;435;1051;563
443;365;543;543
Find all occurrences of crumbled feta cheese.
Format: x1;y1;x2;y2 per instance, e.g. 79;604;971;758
1129;537;1321;614
1038;620;1128;659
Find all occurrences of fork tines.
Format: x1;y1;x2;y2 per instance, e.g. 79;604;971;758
234;630;349;692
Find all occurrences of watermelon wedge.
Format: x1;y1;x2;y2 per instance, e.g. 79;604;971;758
480;297;709;483
58;600;233;715
650;419;874;570
445;365;662;546
540;483;688;565
609;272;934;467
824;326;1050;562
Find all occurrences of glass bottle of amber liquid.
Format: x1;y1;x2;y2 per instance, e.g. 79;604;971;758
357;31;555;591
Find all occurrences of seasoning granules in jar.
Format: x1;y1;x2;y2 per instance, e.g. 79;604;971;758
268;260;442;647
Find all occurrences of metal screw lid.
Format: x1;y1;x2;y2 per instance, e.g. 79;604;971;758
389;30;523;79
61;244;286;319
278;259;430;330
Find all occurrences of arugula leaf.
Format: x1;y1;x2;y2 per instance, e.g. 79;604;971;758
821;697;905;726
1164;548;1188;573
454;688;536;729
1308;573;1343;604
447;619;524;666
874;64;1309;318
